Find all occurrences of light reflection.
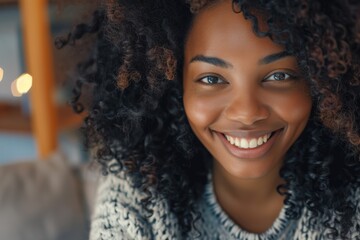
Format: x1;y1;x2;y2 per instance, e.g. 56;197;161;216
11;73;33;97
0;67;3;82
11;80;22;97
16;73;33;94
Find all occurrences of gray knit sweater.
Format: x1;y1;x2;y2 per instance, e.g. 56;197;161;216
90;171;360;240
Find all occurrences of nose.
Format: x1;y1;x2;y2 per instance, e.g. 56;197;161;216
224;90;270;126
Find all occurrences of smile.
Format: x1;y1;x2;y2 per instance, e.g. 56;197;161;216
224;133;272;149
216;129;282;159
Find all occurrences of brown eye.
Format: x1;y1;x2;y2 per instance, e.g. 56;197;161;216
274;72;286;80
265;71;294;81
199;75;226;84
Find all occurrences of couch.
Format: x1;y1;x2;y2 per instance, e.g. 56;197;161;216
0;153;100;240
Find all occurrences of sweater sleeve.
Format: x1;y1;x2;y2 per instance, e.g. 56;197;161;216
349;187;360;239
89;173;153;240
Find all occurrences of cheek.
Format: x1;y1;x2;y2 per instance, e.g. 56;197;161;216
183;90;220;129
271;86;312;125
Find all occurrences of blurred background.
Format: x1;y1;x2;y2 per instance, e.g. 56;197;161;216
0;0;89;164
0;0;99;239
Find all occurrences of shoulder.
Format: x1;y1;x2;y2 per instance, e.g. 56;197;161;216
89;171;152;240
89;166;180;240
292;185;360;239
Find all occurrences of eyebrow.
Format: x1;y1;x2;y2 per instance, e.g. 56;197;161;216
259;51;291;65
189;51;291;68
190;55;233;68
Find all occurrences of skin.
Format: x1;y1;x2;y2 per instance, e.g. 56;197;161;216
183;0;312;233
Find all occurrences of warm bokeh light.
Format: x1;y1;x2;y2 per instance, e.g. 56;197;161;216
15;73;33;94
10;73;33;97
11;80;22;97
0;67;3;82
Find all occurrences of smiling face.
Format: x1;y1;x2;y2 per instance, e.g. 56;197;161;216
183;1;312;179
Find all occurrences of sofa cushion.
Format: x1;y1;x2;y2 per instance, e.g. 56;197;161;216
0;153;87;240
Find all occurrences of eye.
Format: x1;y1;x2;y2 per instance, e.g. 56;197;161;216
265;71;295;81
198;75;227;84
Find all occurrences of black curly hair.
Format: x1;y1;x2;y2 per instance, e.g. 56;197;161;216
56;0;360;238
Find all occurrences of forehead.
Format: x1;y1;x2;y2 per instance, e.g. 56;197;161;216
185;1;284;63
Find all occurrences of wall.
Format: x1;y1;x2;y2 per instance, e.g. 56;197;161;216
0;6;22;104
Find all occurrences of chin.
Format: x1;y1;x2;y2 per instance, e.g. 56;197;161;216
215;156;283;180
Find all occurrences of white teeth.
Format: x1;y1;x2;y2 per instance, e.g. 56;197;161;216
249;139;257;148
225;132;272;149
235;138;240;146
240;138;249;148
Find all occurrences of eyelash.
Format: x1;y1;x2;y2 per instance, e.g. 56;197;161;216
198;75;227;84
264;71;297;81
198;71;297;85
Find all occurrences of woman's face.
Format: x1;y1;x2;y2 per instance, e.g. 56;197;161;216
183;1;312;179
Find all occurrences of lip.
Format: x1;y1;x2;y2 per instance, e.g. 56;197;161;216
216;128;283;159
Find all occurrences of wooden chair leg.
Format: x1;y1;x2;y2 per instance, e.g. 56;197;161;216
19;0;58;159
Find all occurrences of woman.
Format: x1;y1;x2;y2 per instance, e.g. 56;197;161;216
58;0;360;239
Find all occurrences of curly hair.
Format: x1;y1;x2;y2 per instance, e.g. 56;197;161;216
57;0;360;238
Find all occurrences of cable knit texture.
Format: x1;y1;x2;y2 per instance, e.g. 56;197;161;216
90;171;360;240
